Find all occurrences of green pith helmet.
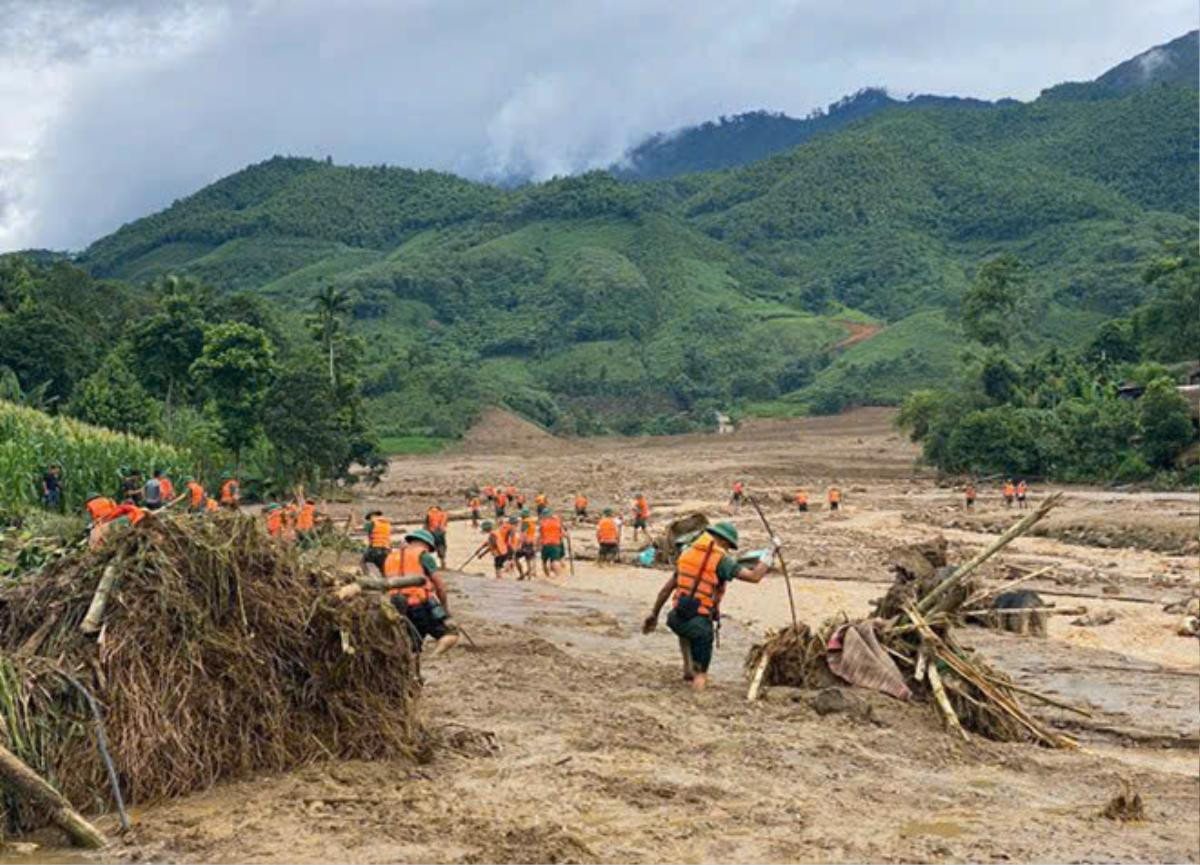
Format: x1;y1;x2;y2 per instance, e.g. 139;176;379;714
481;520;494;531
635;493;644;499
520;508;531;517
542;509;553;517
507;516;518;525
707;522;739;549
603;507;613;516
265;503;281;511
364;509;381;519
405;528;436;548
86;491;101;501
184;476;194;483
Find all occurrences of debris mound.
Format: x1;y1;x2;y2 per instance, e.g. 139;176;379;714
0;513;423;833
748;494;1082;747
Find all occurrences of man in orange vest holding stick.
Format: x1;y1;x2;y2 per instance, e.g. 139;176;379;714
643;522;777;691
596;508;621;565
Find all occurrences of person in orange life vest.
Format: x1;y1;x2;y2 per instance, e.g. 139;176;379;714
362;509;391;573
596;508;621;565
643;522;778;691
480;520;511;578
534;492;549;517
382;530;459;656
730;480;745;512
1016;480;1029;510
794;489;808;512
219;475;240;509
514;509;539;580
494;489;509;518
295;497;318;547
264;503;284;538
468;495;482;528
965;483;977;510
84;492;117;526
482;484;495;503
631;494;651;543
827;485;841;512
185;477;206;512
573;492;589;522
539;509;566;579
1003;479;1016;508
205;496;219;513
91;499;149;547
156;470;174;504
514;491;526;511
506;484;518;501
425;505;450;568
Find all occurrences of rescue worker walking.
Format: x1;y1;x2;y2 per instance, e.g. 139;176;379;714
384;530;459;657
965;482;976;510
185;477;206;512
363;509;391;573
596;508;621;565
539;509;566;579
642;522;777;691
795;489;808;512
468;495;482;528
1003;479;1016;509
730;480;745;513
219;475;240;510
425;505;449;568
827;485;841;512
494;488;509;518
534;492;548;517
480;520;511;578
516;509;538;580
574;492;589;522
631;493;651;543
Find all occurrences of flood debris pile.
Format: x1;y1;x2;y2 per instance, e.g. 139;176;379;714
749;493;1084;748
0;512;422;835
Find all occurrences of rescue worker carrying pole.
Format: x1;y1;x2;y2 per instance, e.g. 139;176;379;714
384;529;460;657
642;522;777;692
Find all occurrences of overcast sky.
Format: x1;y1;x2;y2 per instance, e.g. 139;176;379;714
0;0;1194;252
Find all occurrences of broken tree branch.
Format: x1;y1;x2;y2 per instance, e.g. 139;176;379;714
0;742;107;849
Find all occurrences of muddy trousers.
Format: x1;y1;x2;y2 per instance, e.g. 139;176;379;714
667;609;715;672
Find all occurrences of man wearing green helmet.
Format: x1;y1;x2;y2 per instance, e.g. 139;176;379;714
515;508;538;580
382;529;459;656
643;521;779;692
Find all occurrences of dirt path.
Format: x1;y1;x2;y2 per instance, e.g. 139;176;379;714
55;408;1200;863
830;320;883;351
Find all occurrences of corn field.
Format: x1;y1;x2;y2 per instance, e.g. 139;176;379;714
0;401;191;513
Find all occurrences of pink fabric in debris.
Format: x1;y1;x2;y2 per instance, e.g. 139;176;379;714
826;622;912;701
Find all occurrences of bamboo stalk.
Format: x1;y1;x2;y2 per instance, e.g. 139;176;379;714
0;742;107;849
961;565;1055;609
80;562;120;635
746;650;772;702
925;656;968;740
919;492;1062;615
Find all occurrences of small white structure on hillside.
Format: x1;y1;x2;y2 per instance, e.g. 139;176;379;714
714;411;735;435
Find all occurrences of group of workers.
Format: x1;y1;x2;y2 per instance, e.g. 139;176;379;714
80;468;243;546
730;481;843;514
964;479;1031;510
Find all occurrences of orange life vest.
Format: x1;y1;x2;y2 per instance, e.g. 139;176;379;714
634;497;649;519
296;502;316;531
158;477;173;500
1017;482;1027;496
540;515;563;545
469;498;481;510
828;488;840;503
383;546;435;606
106;503;146;525
85;496;117;522
426;507;448;532
266;510;283;536
506;485;517;498
515;494;526;506
1004;483;1015;497
487;529;509;556
369;517;391;549
535;494;547;507
521;517;538;544
794;491;807;505
220;479;238;504
574;495;588;510
596;517;619;544
205;497;219;512
966;486;976;500
187;481;204;508
495;492;508;508
483;485;495;499
674;536;722;618
733;482;744;495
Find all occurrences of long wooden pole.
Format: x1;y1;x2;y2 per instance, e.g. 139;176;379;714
918;492;1062;615
746;496;798;630
0;743;107;849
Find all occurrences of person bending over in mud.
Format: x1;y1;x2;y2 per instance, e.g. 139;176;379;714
642;522;777;692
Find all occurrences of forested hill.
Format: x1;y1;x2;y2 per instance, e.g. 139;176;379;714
11;32;1193;441
618;29;1198;181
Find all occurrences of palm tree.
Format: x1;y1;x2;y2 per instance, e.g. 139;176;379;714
309;284;350;388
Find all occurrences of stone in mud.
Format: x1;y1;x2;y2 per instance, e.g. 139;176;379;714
808;687;863;716
762;686;807;704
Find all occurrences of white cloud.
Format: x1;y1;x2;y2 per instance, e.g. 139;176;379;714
0;0;1195;251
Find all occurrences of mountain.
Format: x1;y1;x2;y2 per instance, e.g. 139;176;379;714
618;31;1198;181
30;32;1196;438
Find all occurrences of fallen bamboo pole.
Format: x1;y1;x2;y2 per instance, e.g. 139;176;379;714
746;650;772;702
919;492;1063;615
925;655;968;740
961;565;1055;609
0;743;107;849
80;561;120;635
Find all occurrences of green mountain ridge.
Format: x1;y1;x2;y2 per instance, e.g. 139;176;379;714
38;34;1200;437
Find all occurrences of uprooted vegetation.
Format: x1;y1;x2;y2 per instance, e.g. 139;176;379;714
748;494;1085;747
0;513;423;837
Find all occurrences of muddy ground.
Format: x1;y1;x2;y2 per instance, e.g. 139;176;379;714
22;409;1200;863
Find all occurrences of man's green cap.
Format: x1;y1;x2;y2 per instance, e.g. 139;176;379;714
708;522;739;549
265;503;281;511
542;509;553;517
520;508;531;516
405;528;436;548
507;516;518;524
86;491;101;501
364;509;382;518
603;507;613;515
481;520;494;530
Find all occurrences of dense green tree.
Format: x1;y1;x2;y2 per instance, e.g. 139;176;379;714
128;278;208;409
1138;378;1194;468
190;323;276;462
1133;239;1200;362
961;255;1027;348
67;353;161;437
